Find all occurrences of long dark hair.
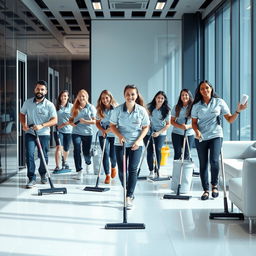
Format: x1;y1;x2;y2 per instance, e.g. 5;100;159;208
56;90;70;111
175;89;194;118
96;90;117;119
124;85;144;106
148;91;170;120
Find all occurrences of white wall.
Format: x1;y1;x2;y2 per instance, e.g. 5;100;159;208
91;20;182;106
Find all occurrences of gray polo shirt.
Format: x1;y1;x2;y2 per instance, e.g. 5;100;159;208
191;97;230;141
171;105;194;136
72;103;96;136
149;108;171;136
20;97;57;136
110;103;150;147
96;107;115;137
57;103;73;134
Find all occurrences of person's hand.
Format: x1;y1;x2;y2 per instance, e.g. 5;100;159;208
22;124;29;131
79;118;87;124
131;141;139;151
195;130;202;140
181;124;189;130
118;135;126;145
236;102;247;113
58;123;65;129
33;124;43;131
105;127;112;134
152;131;160;137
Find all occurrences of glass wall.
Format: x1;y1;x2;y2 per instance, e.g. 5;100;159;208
204;0;253;140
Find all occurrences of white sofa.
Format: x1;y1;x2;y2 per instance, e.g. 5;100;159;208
229;159;256;233
222;141;255;183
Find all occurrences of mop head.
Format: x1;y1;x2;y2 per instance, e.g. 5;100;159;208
38;187;67;195
52;168;71;174
105;223;145;230
83;186;110;192
163;194;191;200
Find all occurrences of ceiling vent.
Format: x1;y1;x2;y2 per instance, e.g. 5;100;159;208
109;0;148;9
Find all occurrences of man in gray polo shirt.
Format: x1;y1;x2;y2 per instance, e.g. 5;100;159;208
19;80;57;188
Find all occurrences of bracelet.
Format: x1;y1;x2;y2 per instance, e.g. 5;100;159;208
235;111;240;115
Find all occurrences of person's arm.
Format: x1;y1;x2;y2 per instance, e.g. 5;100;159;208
192;118;202;140
153;120;171;137
224;103;247;123
110;123;126;144
19;113;29;131
171;116;190;130
33;117;57;131
96;119;107;137
132;125;149;150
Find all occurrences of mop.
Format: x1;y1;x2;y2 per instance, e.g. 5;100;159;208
52;129;71;174
163;131;192;200
83;136;110;192
148;136;171;182
29;126;67;195
209;149;244;220
105;143;145;229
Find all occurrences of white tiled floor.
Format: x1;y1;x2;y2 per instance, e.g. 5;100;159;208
0;147;255;256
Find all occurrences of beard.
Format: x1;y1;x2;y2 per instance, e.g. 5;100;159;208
35;93;45;99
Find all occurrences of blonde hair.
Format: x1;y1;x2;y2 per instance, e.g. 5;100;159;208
96;90;117;119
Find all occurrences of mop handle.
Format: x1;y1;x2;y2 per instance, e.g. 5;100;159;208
97;137;107;178
151;135;159;170
138;132;152;171
122;143;128;223
220;148;227;198
29;125;51;178
178;129;187;186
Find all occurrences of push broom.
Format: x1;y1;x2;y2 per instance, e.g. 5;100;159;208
83;136;110;192
30;125;67;196
105;143;145;230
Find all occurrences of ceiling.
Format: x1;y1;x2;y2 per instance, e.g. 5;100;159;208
1;0;222;59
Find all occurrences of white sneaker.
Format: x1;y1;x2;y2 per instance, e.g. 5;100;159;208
148;171;155;179
126;196;134;210
73;170;83;180
85;163;92;174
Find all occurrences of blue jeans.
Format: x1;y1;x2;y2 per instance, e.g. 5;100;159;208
143;135;166;171
195;137;223;191
115;146;142;197
172;133;194;160
99;136;117;175
54;132;72;152
25;133;50;181
72;134;92;172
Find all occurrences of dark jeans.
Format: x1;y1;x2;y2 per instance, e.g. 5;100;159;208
195;137;223;191
143;135;166;171
115;146;142;197
172;133;194;160
25;133;50;181
99;136;117;175
72;134;92;172
54;132;72;152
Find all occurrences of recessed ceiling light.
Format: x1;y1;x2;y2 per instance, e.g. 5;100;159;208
155;1;166;10
92;0;102;10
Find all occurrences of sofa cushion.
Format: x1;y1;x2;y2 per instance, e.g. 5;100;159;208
240;142;256;159
229;178;243;211
224;159;244;179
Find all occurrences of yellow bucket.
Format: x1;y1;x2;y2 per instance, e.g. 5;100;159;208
160;146;170;166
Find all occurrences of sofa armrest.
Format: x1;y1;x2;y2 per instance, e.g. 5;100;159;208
222;141;255;159
242;158;256;217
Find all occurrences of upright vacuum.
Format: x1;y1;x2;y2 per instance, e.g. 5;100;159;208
148;135;171;182
83;136;110;192
105;143;145;230
209;149;244;220
163;130;192;200
30;125;67;195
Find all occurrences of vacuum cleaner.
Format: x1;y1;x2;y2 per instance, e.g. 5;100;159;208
209;149;244;220
52;129;71;174
83;136;110;192
163;131;191;200
148;135;171;182
105;143;145;230
30;125;67;196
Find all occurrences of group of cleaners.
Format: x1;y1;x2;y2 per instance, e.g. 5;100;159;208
19;80;247;209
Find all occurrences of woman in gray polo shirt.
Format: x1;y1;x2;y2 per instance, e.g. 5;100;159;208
171;89;194;161
191;81;247;200
69;89;96;180
110;85;150;209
